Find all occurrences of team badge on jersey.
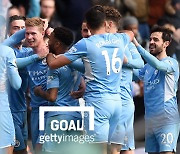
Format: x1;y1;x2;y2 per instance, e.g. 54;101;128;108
42;58;47;65
154;69;158;75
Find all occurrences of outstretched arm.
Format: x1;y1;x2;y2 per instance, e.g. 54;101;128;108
3;29;25;47
69;59;85;73
16;54;39;68
124;43;144;69
47;39;87;69
47;53;72;69
119;30;134;42
133;38;175;73
27;0;40;18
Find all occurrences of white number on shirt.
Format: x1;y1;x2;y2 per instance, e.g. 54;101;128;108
102;48;122;75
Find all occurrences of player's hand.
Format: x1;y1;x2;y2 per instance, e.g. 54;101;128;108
46;27;54;37
123;55;128;64
46;53;56;66
37;45;49;59
133;37;139;46
70;78;86;99
70;91;84;99
41;18;48;31
34;86;43;96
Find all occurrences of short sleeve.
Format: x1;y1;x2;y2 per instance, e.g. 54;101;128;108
47;69;60;89
64;39;87;62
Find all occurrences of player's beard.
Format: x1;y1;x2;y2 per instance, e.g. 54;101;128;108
149;44;163;57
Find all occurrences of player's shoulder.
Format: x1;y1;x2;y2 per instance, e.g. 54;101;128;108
0;44;14;56
127;42;137;52
128;42;136;48
114;32;128;38
21;47;33;54
0;44;13;51
164;56;179;66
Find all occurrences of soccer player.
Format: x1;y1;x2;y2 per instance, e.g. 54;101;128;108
46;5;134;154
4;15;41;154
103;6;144;154
2;17;49;153
34;26;84;153
0;44;22;154
81;19;91;38
133;26;180;154
24;17;49;153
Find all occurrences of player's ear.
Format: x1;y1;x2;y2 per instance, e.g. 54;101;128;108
164;41;170;48
42;30;45;37
55;41;61;49
104;21;110;33
108;21;113;28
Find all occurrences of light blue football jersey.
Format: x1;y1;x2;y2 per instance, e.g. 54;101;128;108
0;45;22;111
64;33;130;99
8;47;33;112
137;45;180;126
47;66;82;118
3;33;40;112
121;42;144;102
26;53;49;108
3;28;48;108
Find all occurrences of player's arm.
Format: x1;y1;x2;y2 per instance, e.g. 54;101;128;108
27;0;40;18
16;54;39;68
7;47;22;90
133;69;141;81
16;46;48;68
47;53;71;69
119;30;134;42
133;38;175;73
70;77;86;99
47;39;87;69
34;86;58;102
69;59;85;73
3;29;25;47
124;43;144;69
34;69;60;101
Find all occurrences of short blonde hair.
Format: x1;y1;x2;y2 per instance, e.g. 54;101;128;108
25;17;44;32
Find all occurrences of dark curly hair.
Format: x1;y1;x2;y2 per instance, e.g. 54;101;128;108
53;27;74;48
151;25;173;42
103;6;122;29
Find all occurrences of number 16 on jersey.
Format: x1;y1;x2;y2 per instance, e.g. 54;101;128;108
102;48;122;75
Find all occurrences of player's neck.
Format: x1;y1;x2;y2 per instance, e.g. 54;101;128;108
33;41;47;54
156;50;167;60
91;27;106;35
